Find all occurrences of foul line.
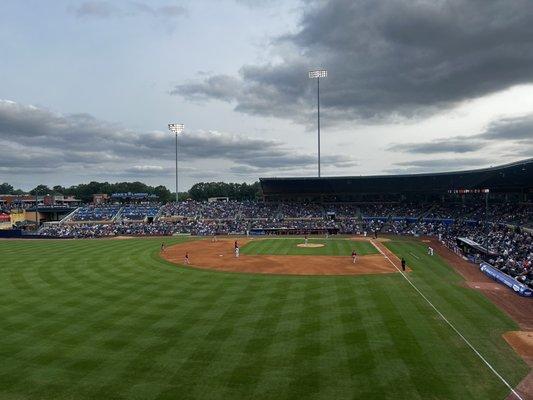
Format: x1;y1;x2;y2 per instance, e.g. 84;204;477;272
370;240;524;400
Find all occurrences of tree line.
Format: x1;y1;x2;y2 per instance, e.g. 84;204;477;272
0;181;262;203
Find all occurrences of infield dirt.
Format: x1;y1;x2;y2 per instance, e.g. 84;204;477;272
161;237;406;276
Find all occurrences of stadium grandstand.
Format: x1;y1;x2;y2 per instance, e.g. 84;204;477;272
260;158;532;202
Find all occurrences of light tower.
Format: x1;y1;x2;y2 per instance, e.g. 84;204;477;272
308;69;327;177
168;123;184;202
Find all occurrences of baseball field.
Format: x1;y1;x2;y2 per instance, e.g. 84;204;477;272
0;236;529;399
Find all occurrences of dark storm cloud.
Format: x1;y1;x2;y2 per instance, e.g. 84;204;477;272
389;114;533;155
173;0;533;124
72;1;186;19
0;100;356;178
481;114;533;142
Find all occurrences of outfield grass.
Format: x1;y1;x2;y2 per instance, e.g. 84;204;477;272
240;238;377;256
0;237;528;400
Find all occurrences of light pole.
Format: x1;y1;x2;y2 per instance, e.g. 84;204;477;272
168;123;184;202
309;69;327;177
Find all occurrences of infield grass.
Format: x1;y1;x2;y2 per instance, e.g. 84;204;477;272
0;237;528;400
240;237;377;256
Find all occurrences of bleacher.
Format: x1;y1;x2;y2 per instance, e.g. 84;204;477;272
71;205;121;222
120;205;160;221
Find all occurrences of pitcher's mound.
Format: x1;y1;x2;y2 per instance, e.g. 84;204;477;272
297;243;325;248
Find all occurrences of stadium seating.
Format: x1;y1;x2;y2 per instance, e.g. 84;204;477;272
119;205;160;221
71;205;121;222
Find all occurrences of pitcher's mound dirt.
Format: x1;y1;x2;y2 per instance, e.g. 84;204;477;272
297;243;324;248
161;238;404;276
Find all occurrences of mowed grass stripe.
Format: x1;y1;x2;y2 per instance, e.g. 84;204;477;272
240;238;377;256
0;238;528;400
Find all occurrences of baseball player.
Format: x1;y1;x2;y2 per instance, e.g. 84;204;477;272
304;235;308;246
184;252;190;265
352;250;357;264
235;245;240;258
401;257;406;271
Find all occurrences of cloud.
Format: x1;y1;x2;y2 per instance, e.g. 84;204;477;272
394;158;487;169
234;0;283;9
0;99;357;183
388;157;489;173
388;113;533;156
481;114;533;142
388;138;482;154
122;165;173;176
172;0;533;124
72;1;186;19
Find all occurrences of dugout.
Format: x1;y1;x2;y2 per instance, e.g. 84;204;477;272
456;237;498;260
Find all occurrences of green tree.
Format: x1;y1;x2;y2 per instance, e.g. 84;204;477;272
29;185;52;196
188;181;262;201
0;183;14;194
52;185;66;194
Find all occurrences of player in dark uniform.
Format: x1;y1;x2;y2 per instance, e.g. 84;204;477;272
401;257;406;271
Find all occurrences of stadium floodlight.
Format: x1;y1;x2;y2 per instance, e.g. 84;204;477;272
168;123;185;202
308;70;327;79
308;69;327;177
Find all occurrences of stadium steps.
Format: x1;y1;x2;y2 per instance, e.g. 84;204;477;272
419;203;436;220
113;206;125;222
153;206;164;222
59;207;80;224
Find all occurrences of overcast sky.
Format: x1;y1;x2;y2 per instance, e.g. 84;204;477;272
1;0;532;191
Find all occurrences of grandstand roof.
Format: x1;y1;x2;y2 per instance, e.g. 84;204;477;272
260;158;533;197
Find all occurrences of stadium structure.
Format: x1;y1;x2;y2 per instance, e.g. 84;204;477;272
260;158;533;202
